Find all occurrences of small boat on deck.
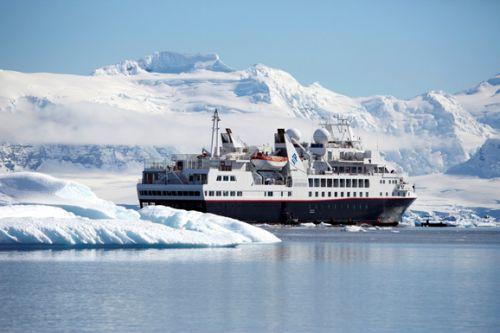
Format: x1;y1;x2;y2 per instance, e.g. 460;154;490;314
251;152;288;170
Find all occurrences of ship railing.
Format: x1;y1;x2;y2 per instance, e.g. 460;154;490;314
144;159;171;170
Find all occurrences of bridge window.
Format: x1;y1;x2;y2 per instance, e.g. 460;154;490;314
314;179;320;187
346;179;351;187
365;179;370;188
309;179;313;187
334;179;339;187
340;179;345;187
327;179;332;187
359;179;364;188
352;179;357;188
230;176;236;181
321;179;326;187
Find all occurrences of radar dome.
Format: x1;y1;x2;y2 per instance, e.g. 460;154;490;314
286;128;302;142
313;128;330;144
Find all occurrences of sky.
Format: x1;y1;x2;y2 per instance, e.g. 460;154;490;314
0;0;499;98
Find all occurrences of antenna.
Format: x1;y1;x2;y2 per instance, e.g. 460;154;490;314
210;109;221;158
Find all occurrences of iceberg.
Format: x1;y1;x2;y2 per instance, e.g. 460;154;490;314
0;172;280;248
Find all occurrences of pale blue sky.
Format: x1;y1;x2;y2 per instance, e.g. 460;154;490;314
0;0;499;98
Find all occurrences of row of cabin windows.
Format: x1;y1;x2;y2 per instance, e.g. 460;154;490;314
330;166;389;174
308;191;370;198
206;191;243;197
140;190;200;197
309;178;370;188
380;179;398;184
216;175;236;182
265;191;293;197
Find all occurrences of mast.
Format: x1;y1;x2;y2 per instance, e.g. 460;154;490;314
210;109;221;158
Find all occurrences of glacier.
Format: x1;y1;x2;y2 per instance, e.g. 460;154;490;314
0;51;497;176
0;172;280;247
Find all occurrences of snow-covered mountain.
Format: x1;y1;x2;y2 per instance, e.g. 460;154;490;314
446;138;500;178
0;144;173;172
455;73;500;130
0;51;497;175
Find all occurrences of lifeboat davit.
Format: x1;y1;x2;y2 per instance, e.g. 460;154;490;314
251;152;288;170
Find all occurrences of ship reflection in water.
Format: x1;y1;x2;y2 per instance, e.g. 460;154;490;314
0;228;499;333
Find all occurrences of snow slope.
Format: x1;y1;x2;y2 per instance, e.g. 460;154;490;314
455;73;500;130
0;172;280;247
0;51;496;175
446;138;500;178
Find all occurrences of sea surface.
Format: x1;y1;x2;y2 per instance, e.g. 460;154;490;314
0;227;499;333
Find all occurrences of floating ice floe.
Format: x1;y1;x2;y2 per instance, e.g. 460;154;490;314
0;172;280;248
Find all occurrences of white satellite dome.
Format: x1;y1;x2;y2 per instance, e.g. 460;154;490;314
313;128;330;144
286;128;302;142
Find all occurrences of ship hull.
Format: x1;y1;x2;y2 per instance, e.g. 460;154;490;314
138;197;415;225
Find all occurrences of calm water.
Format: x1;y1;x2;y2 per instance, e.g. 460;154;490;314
0;228;499;333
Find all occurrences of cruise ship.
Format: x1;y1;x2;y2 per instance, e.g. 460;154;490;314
137;110;416;225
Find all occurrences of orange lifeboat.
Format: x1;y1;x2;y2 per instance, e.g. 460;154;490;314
251;152;288;170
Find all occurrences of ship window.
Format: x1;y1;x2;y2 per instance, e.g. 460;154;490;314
209;191;214;196
308;179;313;187
195;191;201;196
309;191;312;197
353;192;356;197
230;176;236;181
223;191;229;196
341;192;344;197
352;179;357;188
358;167;362;173
365;179;370;188
183;191;189;196
359;179;364;188
386;192;389;196
339;166;345;173
380;192;383;196
223;176;229;181
346;179;351;187
347;192;350;197
359;192;363;197
161;191;165;196
340;179;345;187
267;191;273;197
334;192;338;197
334;179;339;187
237;191;243;197
327;179;332;187
366;192;369;197
314;179;320;187
216;175;221;181
328;191;331;197
322;192;325;197
230;191;235;196
315;192;319;197
216;191;221;196
288;191;292;197
321;179;326;187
